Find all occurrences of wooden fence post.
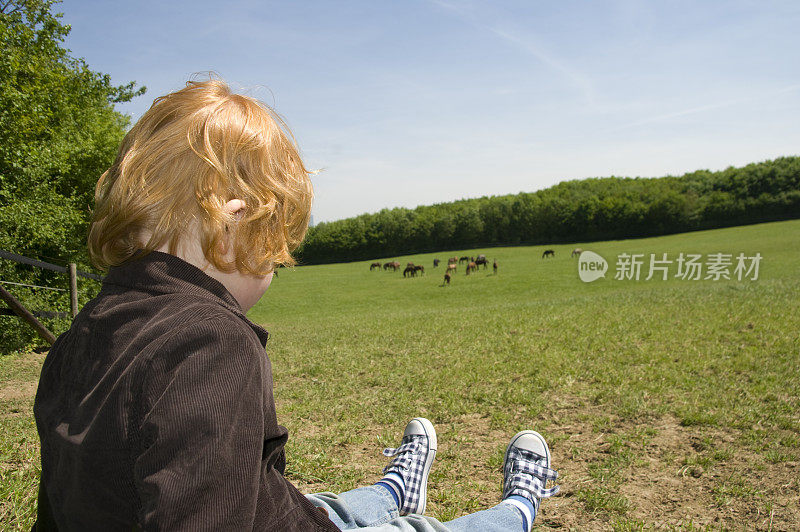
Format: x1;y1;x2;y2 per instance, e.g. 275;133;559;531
69;263;79;318
0;283;56;345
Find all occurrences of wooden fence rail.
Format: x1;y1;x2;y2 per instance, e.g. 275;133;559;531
0;249;103;345
0;250;102;280
0;284;56;344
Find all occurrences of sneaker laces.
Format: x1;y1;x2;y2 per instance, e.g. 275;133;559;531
382;439;421;475
506;449;560;500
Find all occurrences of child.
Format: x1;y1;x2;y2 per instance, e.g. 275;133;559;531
34;79;557;531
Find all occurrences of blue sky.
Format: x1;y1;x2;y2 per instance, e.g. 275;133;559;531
60;0;800;222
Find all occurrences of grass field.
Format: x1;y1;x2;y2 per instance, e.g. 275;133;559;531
2;219;799;530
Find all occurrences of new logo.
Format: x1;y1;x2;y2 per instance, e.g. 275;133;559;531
578;251;608;282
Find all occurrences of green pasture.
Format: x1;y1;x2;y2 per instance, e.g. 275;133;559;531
2;220;799;529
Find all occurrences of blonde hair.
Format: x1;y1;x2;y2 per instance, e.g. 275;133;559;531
89;78;313;275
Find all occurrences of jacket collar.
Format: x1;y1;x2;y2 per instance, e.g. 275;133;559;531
103;251;270;346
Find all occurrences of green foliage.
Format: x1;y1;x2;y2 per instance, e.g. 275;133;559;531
296;157;800;264
0;0;145;352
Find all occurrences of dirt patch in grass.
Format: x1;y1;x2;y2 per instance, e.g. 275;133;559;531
543;412;799;530
0;381;37;402
292;407;799;530
622;417;797;530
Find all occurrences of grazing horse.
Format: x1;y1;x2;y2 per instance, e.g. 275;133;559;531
444;272;451;285
414;265;425;275
571;248;583;258
446;263;457;274
384;261;400;271
448;257;458;265
475;257;489;269
493;260;498;275
542;249;555;259
466;261;477;275
370;262;381;271
403;265;416;278
433;258;440;268
459;256;470;264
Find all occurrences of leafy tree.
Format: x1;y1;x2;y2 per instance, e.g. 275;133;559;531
0;0;145;351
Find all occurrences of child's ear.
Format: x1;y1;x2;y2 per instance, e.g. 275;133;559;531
220;199;246;255
222;199;246;219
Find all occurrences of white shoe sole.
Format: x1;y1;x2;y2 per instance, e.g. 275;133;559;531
409;417;437;515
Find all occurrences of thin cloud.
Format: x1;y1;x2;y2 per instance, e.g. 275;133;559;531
487;26;596;105
427;0;596;105
606;83;800;132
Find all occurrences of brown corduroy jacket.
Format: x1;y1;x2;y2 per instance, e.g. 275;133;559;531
33;251;337;531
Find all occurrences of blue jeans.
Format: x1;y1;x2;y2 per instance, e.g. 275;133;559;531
307;485;526;531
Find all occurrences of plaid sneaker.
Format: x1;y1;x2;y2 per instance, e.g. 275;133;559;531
381;418;437;515
502;431;559;513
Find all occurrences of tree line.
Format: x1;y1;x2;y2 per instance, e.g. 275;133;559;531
296;156;800;264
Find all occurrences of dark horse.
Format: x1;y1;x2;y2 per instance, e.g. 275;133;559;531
459;256;470;264
475;257;489;269
542;249;555;259
433;258;440;268
414;265;425;275
370;262;381;271
403;265;416;277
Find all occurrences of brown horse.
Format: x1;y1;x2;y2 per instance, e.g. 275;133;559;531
446;263;457;274
444;272;451;285
542;249;555;259
475;257;489;269
370;262;381;271
493;260;498;274
448;257;458;265
466;261;477;275
384;261;400;271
